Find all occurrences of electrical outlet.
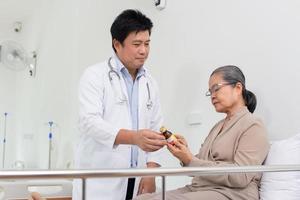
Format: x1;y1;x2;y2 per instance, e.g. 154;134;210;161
23;133;34;140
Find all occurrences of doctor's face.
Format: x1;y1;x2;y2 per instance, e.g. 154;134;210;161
114;30;150;73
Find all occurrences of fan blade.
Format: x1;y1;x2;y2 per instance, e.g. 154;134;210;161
0;40;27;71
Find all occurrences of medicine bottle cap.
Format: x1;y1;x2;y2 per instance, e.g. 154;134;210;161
160;126;167;133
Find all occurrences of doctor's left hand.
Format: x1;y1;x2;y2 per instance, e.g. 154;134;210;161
137;177;156;195
137;162;159;195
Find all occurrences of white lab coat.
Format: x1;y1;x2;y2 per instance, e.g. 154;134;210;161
73;56;164;200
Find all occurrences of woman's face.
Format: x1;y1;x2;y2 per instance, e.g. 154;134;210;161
208;73;242;113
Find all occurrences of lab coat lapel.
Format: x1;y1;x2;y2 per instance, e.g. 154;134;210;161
111;56;130;108
137;74;149;129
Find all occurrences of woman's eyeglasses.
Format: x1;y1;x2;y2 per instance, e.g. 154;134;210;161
205;82;235;96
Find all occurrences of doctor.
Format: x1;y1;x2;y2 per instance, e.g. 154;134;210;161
73;9;167;200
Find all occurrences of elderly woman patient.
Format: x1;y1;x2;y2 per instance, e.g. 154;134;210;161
134;65;270;200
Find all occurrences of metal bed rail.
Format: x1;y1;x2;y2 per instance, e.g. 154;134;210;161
1;165;300;200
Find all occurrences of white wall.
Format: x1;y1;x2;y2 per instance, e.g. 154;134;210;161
148;0;300;141
0;63;17;169
12;0;81;169
1;0;300;190
0;19;24;169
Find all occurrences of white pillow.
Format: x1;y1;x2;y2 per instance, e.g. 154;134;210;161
259;133;300;200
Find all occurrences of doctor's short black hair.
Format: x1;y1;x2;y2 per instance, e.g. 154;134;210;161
110;9;153;52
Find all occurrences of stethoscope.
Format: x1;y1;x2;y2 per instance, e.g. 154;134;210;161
107;57;153;110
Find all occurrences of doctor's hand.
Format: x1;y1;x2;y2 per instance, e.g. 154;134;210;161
29;192;46;200
133;129;167;152
137;162;158;195
137;177;156;195
167;139;193;166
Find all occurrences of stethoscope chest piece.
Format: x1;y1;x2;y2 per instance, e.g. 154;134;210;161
146;100;153;110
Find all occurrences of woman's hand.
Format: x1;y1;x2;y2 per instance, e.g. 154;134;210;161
167;137;193;165
174;134;188;147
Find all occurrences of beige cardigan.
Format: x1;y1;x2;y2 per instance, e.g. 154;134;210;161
185;107;269;200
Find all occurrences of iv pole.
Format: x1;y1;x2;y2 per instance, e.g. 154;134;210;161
2;112;8;169
48;121;53;170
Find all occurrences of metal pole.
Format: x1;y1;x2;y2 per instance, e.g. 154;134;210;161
1;165;300;179
2;113;7;169
161;176;166;200
82;178;86;200
48;121;53;170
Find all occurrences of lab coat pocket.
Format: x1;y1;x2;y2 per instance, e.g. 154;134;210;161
139;105;152;128
92;148;129;169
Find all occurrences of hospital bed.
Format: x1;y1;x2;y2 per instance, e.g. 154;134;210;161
0;165;299;200
0;179;72;200
0;133;299;200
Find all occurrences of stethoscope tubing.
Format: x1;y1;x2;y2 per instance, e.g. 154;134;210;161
107;57;153;109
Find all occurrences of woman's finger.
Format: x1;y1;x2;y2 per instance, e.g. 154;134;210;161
173;139;185;149
174;134;184;139
177;139;186;146
174;134;188;146
167;143;178;154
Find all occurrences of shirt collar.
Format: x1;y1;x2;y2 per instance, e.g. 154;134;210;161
227;106;249;121
215;106;249;135
112;53;146;79
221;106;249;129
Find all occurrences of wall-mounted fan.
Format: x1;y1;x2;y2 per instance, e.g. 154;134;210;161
0;40;37;77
